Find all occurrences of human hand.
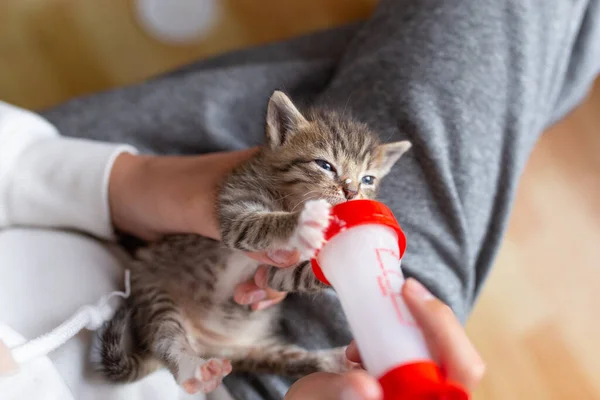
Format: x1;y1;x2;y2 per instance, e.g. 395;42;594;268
109;149;259;241
233;250;299;311
285;278;485;400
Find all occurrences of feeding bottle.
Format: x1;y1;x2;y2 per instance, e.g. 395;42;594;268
311;199;469;400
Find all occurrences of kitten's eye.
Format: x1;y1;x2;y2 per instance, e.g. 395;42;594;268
361;175;376;185
314;159;336;172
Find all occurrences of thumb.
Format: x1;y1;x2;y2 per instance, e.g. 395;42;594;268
285;371;382;400
402;278;485;390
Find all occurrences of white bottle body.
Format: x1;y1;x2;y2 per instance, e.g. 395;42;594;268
317;224;432;377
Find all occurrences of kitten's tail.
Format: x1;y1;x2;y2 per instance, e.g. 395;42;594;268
98;307;160;382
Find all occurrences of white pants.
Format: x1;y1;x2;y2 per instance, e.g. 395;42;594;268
0;228;232;400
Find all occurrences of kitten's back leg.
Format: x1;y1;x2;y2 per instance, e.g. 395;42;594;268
131;287;232;394
99;307;161;382
230;345;359;377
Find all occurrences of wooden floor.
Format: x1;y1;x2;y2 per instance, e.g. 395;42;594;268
0;0;375;110
467;82;600;400
1;1;599;399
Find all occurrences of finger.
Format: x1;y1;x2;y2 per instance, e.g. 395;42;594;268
264;287;287;301
254;265;269;289
346;341;361;364
285;371;382;400
234;276;287;309
250;269;288;310
233;280;267;305
249;267;288;309
253;264;288;294
246;250;300;268
252;289;287;311
403;278;486;390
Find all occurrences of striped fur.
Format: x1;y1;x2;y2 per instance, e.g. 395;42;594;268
98;91;411;394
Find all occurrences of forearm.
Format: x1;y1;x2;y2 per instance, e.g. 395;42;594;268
0;101;136;240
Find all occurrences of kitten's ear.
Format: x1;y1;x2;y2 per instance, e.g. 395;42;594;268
266;91;308;147
376;140;412;176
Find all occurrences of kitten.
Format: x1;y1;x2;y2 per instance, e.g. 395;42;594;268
99;91;411;394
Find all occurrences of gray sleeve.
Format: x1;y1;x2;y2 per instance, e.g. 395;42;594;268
41;0;600;398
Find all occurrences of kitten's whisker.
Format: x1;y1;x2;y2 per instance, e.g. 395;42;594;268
275;190;321;209
291;202;304;213
290;190;323;212
273;192;298;202
301;190;320;198
342;91;355;117
291;197;313;212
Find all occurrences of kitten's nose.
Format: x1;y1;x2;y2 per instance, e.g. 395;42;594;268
343;187;359;200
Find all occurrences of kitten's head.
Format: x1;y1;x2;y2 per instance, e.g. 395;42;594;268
262;91;411;209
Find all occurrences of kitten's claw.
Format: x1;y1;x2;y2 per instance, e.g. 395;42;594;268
181;358;232;394
290;199;331;259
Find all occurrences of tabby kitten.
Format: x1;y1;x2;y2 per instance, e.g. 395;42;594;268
99;91;411;394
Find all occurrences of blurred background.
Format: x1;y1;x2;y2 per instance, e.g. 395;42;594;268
1;1;598;398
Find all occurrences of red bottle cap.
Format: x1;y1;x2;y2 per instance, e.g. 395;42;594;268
310;199;407;285
379;362;469;400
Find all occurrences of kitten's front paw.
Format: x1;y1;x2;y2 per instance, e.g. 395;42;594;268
180;358;232;394
289;199;331;259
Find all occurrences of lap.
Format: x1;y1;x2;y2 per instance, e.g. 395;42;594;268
0;228;215;400
0;228;124;339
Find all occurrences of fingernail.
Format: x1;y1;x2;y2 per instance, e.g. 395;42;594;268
341;387;363;400
254;299;277;311
405;278;434;301
266;250;295;265
254;266;269;288
241;290;267;305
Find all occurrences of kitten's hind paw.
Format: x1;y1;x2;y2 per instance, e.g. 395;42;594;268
181;358;232;394
289;199;332;259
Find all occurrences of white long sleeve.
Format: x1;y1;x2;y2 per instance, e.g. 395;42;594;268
0;101;136;240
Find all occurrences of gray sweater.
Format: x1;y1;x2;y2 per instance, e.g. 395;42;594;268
42;0;600;398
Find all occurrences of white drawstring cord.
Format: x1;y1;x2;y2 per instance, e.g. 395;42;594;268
10;270;130;364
